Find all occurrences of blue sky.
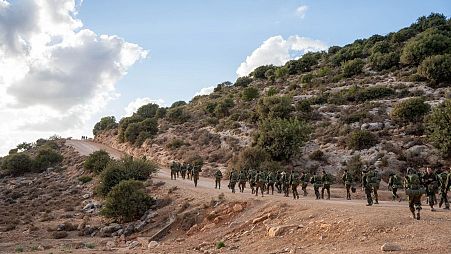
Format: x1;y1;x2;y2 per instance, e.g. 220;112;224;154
0;0;449;154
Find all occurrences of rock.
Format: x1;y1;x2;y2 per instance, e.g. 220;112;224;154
381;243;401;252
123;224;135;236
52;231;68;239
137;237;152;247
267;225;298;237
186;224;199;235
104;241;116;250
140;210;158;223
100;223;122;237
148;241;159;249
252;213;271;224
127;240;141;249
232;204;244;212
200;223;216;232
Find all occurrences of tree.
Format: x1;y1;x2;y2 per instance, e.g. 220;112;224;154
124;122;141;144
417;54;451;85
101;180;154;223
234;76;253;87
391;97;431;123
93;116;118;136
369;52;399;71
171;101;187;108
16;142;32;152
257;96;293;120
34;148;63;171
342;58;365;77
84;150;112;174
1;153;33;176
242;87;259;101
400;29;451;65
136;103;159;118
214;98;234;118
256;118;311;161
232;146;270;171
425;99;451;157
346;130;378;150
251;65;274;79
167;106;190;123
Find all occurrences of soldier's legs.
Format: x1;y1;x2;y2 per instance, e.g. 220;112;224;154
413;194;422;220
439;190;449;209
427;193;436;210
260;184;265;197
292;184;299;199
346;184;351;200
373;187;379;204
302;184;308;196
365;187;373;206
314;187;320;199
326;185;330;199
231;182;236;193
194;178;198;187
321;186;325;199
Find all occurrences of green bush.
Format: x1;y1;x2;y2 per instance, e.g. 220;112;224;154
234;76;253;87
274;67;288;79
1;153;33;176
170;101;187;108
425;99;451;157
96;157;158;196
284;52;320;75
231;146;270;171
34;148;63;171
101;180;154;223
242;87;259;101
251;65;274;79
166;139;187;150
78;175;93;184
216;241;226;249
309;150;325;161
136;103;159;118
341;111;368;124
417;54;451;85
124;122;141;144
300;73;314;84
214;98;234;118
117;115;143;143
342;58;365;77
167;106;190;123
354;86;395;102
93;116;118;136
257;96;293;120
84;150;111;174
296;100;312;113
400;29;451;65
369;52;399;71
391;97;431;123
346;130;378;150
256;118;311;161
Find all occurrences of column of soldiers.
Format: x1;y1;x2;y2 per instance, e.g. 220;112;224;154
170;161;203;187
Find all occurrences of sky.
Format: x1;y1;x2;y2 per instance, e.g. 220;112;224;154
0;0;449;155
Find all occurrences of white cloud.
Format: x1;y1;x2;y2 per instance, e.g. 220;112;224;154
194;86;215;97
123;97;166;117
296;5;309;18
236;35;327;77
0;0;147;155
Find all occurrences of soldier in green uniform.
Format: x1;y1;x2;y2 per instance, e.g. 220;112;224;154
266;171;276;195
175;162;181;179
310;171;323;200
281;172;290;197
170;161;177;180
438;167;450;210
275;171;283;193
290;171;301;199
192;164;202;187
186;163;192;180
342;169;353;200
180;163;187;179
255;170;266;197
405;167;425;220
248;169;257;194
388;172;403;202
422;166;439;211
321;170;332;200
238;170;247;193
361;166;373;206
214;169;223;189
367;166;381;204
229;169;239;193
300;171;310;197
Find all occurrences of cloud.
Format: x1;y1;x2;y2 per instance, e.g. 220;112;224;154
295;5;309;18
236;35;327;77
124;97;166;117
194;86;215;97
0;0;147;155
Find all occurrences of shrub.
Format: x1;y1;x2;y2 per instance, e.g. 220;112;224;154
256;118;311;161
341;111;368;124
78;175;93;184
417;54;451;85
259;160;283;172
309;150;325;161
93;116;118;136
101;180;154;223
257;96;293;120
84;150;111;174
117;115;143;143
400;29;451;65
296;100;312;113
155;107;167;119
234;76;252;87
171;101;187;108
242;87;259;101
284;52;320;74
166;139;188;150
300;73;314;84
265;69;275;81
96;157;158;196
216;241;226;249
274;67;288;79
214;98;234;118
369;52;399;71
251;65;274;79
231;146;270;171
391;97;431;123
1;153;33;176
266;87;278;96
124;122;141;144
342;58;365;77
34;148;63;171
425;99;451;157
354;86;395;102
136;103;159;118
346;130;378;150
167;106;190;123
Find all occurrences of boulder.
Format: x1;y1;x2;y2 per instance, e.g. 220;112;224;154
267;225;298;237
100;223;122;237
148;241;159;249
52;231;68;239
381;243;401;252
252;213;271;224
232;204;244;212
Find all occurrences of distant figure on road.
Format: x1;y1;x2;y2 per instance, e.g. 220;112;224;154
192;164;202;187
170;161;177;180
290;171;300;199
238;170;247;193
361;166;373;206
321;170;332;200
214;169;223;189
342;169;354;200
229;169;239;193
310;171;323;200
438;167;450;210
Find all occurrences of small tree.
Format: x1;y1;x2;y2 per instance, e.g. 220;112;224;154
425;99;451;157
256;118;311;161
101;180;154;223
84;150;112;174
400;29;451;65
242;87;259;101
170;101;187;108
257;96;293;120
417;54;451;85
346;130;378;150
34;148;63;171
93;116;118;136
234;76;252;87
342;58;365;77
232;146;270;171
391;97;431;123
1;153;33;176
136;103;159;118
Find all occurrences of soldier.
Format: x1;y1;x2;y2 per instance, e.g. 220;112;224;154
180;163;187;179
214;169;223;189
388;172;403;202
361;166;373;206
238;170;247;193
266;171;276;195
175;162;181;179
281;171;290;197
170;161;177;180
290;171;301;199
255;170;266;197
342;169;353;200
422;166;439;211
310;171;323;200
229;169;239;193
275;171;283;193
248;169;257;194
321;170;332;200
192;164;202;187
300;171;311;197
186;164;192;180
438;167;450;210
405;167;425;220
367;166;381;204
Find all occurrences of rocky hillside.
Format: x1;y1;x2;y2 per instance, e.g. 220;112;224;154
94;13;451;177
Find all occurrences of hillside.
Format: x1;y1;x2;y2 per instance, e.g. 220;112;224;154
94;13;451;178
